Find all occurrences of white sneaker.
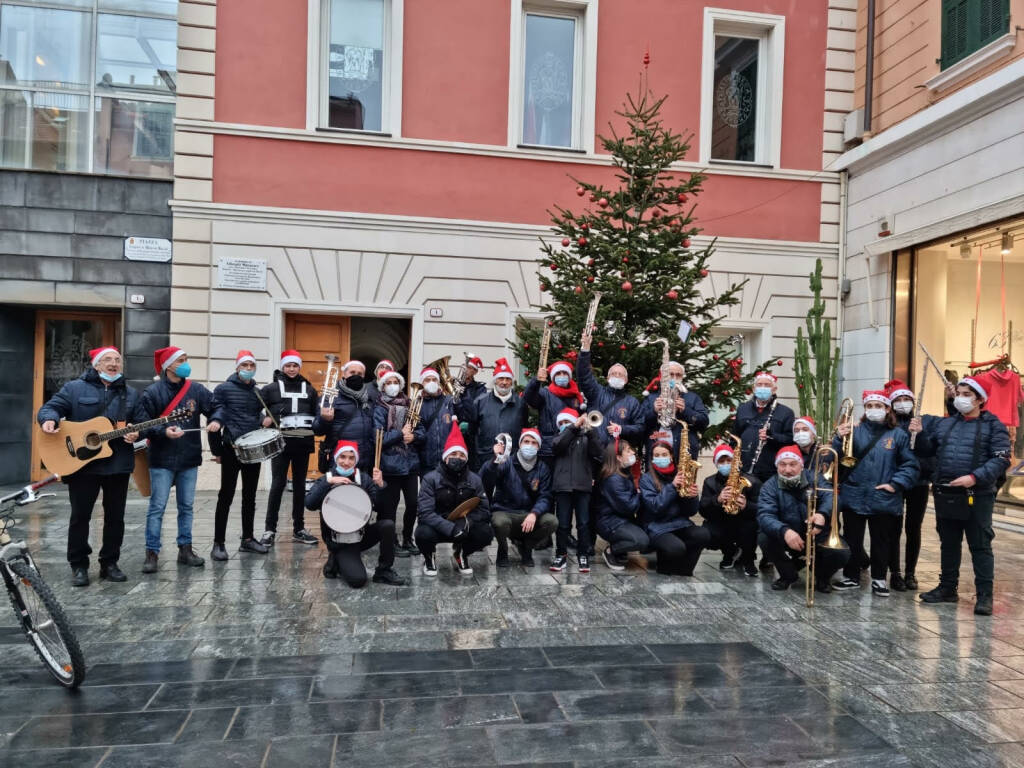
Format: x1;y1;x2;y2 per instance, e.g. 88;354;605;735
602;548;625;571
259;531;276;547
422;553;437;577
452;549;473;576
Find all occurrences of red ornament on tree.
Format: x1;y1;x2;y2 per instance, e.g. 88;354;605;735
581;223;589;231
598;198;608;208
620;343;627;350
699;340;708;348
523;343;530;350
578;237;587;246
576;186;585;197
622;257;629;263
587;258;595;267
567;350;578;360
700;269;708;277
539;283;548;292
574;285;583;294
745;388;752;395
588;193;596;202
546;320;554;327
651;209;661;219
713;354;719;361
586;276;594;283
557;344;563;349
713;378;721;385
665;290;678;300
561;238;570;247
682;238;691;248
598;342;604;347
549;263;557;271
776;359;784;366
621;280;633;292
677;193;687;204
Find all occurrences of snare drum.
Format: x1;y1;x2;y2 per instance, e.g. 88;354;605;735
322;484;372;543
233;428;284;464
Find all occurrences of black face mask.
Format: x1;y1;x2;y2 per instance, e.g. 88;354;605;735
445;458;467;475
345;374;364;390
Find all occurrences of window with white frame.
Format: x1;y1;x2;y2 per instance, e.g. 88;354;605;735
510;0;597;152
701;9;784;167
320;0;402;133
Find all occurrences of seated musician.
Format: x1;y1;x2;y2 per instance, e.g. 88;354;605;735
481;428;557;568
415;423;493;576
594;441;647;571
305;441;405;587
699;442;761;576
756;446;849;592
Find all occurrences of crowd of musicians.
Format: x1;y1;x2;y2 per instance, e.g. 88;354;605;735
37;341;1011;616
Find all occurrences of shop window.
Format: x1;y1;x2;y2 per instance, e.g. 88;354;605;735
941;0;1011;70
0;5;91;89
96;14;177;93
700;9;784;168
94;97;173;177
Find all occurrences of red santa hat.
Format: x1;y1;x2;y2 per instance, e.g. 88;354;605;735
548;361;573;379
90;346;120;367
519;427;541;446
441;420;469;460
754;371;778;384
341;359;363;374
959;376;988;402
280;349;302;367
333;440;359;463
153;346;186;375
650;430;674;450
713;443;734;463
775;445;804;465
374;359;395;375
235;350;256;366
420;367;439;384
884;379;914;401
793;416;817;436
466;354;484;370
556;407;579;426
862;390;891;406
379;370;406;389
492;357;514;381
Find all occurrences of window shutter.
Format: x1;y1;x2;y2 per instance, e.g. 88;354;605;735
978;0;1010;46
940;0;970;69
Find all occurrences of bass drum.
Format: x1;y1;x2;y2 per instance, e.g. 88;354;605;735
322;483;372;544
233;428;284;464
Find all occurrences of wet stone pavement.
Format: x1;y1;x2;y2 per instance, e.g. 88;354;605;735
3;490;1024;767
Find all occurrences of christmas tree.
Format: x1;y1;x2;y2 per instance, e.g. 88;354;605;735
793;257;840;434
516;69;776;446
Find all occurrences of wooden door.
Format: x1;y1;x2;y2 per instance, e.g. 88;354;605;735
285;313;351;479
32;311;118;480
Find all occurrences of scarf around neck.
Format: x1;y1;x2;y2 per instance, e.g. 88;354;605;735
548;379;583;406
336;380;370;410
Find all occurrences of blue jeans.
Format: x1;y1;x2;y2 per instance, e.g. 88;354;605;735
146;467;198;553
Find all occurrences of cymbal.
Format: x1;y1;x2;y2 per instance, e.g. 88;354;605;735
447;497;480;521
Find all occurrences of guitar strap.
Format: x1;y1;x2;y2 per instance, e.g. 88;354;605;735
161;380;193;417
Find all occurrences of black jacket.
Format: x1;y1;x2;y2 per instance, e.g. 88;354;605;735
37;369;145;476
139;376;214;471
414;394;457;474
305;468;379;510
639;469;700;537
699;469;762;523
916;410;1011;494
417;466;491;538
757;471;833;544
641;391;709;460
312;387;376;470
830;421;919;516
464;391;527;468
594;470;641;537
261;370;318;452
732;397;796;479
576;351;643;447
551;424;604;493
894;413;938;488
524;377;585;458
210;373;266;445
480;455;553;517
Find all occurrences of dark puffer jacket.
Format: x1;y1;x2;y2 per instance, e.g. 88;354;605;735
464;391;527;469
699;470;762;523
732;398;796;479
480;455;553;517
139;376;214;471
313;389;376;470
38;369;145;476
374;398;420;476
261;370;318;452
576;351;644;448
641;391;709;460
594;470;641;538
916;411;1011;494
524;377;585;459
639;470;700;538
414;394;456;475
894;413;938;487
831;421;919;515
551;423;604;493
756;472;833;544
210;373;266;445
417;466;491;538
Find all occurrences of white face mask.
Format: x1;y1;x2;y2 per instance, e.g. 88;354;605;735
621;453;636;468
953;395;977;414
793;431;814;447
384;383;400;397
864;407;886;423
892;400;913;415
424;380;439;395
607;376;626;390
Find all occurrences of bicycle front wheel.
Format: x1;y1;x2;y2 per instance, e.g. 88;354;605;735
7;560;86;688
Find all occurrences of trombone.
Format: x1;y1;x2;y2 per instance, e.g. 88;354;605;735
805;446;849;607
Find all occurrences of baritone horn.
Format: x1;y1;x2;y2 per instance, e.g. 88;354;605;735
423;355;457;396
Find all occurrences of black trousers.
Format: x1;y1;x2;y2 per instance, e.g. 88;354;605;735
377;474;419;542
893;484;929;577
842;510;899;581
265;442;312;535
215;447;261;543
555;491;592;556
415;520;494;557
604;521;650;557
702;515;758;564
759;530;850;584
936;493;995;596
66;473;130;569
651;526;712;576
323;519;396;588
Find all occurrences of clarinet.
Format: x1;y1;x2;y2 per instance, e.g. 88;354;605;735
747;397;779;473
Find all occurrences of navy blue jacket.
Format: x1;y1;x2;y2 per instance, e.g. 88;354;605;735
894;413;938;488
417;466;491;538
551;423;604;493
641;390;709;460
455;379;488;419
313;388;376;470
916;410;1011;494
831;421;919;515
594;470;641;538
464;391;527;469
524;377;585;458
480;455;553;517
38;369;145;476
305;468;379;511
139;376;214;471
732;397;796;479
414;394;456;475
639;469;700;538
373;399;420;476
210;373;266;445
757;471;833;544
576;351;643;447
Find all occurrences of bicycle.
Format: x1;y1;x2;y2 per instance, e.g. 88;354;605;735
1;474;86;688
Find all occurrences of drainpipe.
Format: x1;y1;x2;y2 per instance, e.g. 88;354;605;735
863;0;876;134
837;170;849;408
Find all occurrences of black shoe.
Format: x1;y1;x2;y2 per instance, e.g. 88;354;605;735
920;585;959;603
71;567;89;587
372;567;407;586
99;563;127;582
141;550;158;574
904;573;918;590
535;535;553;551
832;578;860;591
292;529;318;545
759;556;774;572
719;555;735;570
602;549;626;571
239;538;269;554
975;595;993;616
496;542;510;568
452;548;473;576
872;580;891;597
891;574;907;592
742;561;758;578
550;554;567;572
259;530;276;547
815;581;833;594
177;545;205;567
394;539;411;558
517;542;535;567
403;538;420;556
322;553;338;579
422;552;437;577
211;543;229;562
578;554;590;573
771;577;797;591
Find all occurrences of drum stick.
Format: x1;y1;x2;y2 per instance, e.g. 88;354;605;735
374;428;383;470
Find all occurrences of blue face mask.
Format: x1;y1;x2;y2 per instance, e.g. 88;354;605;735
558;422;570;432
652;456;672;469
754;386;772;401
98;371;122;383
238;368;255;382
717;462;732;477
554;374;570;387
173;362;191;379
335;465;354;477
519;444;538;460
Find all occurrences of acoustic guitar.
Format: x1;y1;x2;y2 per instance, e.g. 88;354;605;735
37;407;193;477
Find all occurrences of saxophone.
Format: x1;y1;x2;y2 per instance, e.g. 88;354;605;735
677;420;701;496
722;432;753;515
656;338;674;429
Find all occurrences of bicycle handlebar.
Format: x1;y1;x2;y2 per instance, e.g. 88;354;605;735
30;474;60;491
1;474;60;506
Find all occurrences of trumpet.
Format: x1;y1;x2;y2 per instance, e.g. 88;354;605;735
806;445;849;607
319;354;340;409
836;397;856;467
580;410;604;431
